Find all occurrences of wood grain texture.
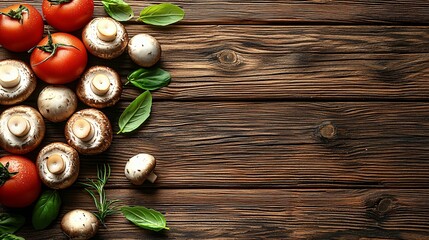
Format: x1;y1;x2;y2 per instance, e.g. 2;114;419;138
2;0;429;24
5;189;429;239
3;101;427;188
2;26;429;100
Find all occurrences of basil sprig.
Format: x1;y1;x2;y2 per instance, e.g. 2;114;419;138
121;206;169;231
0;213;25;234
127;68;171;91
0;233;25;240
138;3;184;26
118;91;152;134
32;190;61;230
101;0;134;21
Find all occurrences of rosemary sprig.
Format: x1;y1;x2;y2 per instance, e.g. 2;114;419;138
80;164;120;227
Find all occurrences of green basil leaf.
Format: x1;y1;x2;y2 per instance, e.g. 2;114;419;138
127;68;171;91
138;3;184;26
0;233;25;240
102;0;134;21
32;190;61;230
121;206;169;231
118;91;152;134
0;213;25;234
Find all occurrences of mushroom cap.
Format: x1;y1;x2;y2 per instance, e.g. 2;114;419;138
77;66;122;108
125;153;156;185
65;109;112;155
128;34;162;67
0;105;45;154
82;17;128;59
37;142;80;189
0;60;37;105
61;209;99;240
37;85;78;122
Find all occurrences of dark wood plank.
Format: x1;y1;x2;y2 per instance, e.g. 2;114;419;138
2;26;429;100
6;189;429;239
5;101;427;188
2;0;429;24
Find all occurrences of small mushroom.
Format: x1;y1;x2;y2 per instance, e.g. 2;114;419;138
0;59;37;105
77;66;122;108
61;209;99;240
37;85;78;122
128;34;162;67
37;142;80;189
82;17;128;59
0;105;45;154
125;153;157;185
65;109;112;155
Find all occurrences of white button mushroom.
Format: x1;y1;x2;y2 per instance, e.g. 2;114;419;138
61;209;99;240
0;60;37;105
128;34;162;67
65;109;113;155
82;17;128;59
37;142;80;189
37;85;78;122
77;66;122;108
0;105;45;154
125;153;157;185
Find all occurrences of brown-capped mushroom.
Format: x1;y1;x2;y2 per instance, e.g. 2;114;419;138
82;17;128;59
65;109;112;155
125;153;157;185
77;66;122;108
128;34;161;67
61;209;99;240
0;105;45;154
37;85;78;122
0;59;37;105
37;142;80;189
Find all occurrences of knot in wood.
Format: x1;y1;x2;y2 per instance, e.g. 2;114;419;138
217;49;239;65
318;122;336;139
376;198;393;214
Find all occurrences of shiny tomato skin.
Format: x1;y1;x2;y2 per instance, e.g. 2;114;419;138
42;0;94;32
0;4;44;52
30;33;88;84
0;156;41;208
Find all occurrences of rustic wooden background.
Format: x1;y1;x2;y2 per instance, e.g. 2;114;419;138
1;0;429;239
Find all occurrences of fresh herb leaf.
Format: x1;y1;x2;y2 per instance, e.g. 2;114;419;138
138;3;184;26
0;233;25;240
121;206;169;231
31;190;61;230
101;0;134;21
127;68;171;91
80;164;120;227
118;91;152;134
0;213;25;234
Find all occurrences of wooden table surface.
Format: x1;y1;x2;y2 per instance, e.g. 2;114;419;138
1;0;429;239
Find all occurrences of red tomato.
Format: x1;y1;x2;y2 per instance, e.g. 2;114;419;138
30;33;88;84
42;0;94;32
0;4;44;52
0;156;41;208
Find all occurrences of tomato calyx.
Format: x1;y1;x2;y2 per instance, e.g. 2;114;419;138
48;0;73;5
0;5;29;24
30;32;79;66
0;162;18;187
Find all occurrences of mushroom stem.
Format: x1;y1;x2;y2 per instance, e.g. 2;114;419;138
0;64;20;88
47;154;66;174
7;115;30;137
96;18;117;42
146;172;157;183
72;118;94;141
91;74;110;95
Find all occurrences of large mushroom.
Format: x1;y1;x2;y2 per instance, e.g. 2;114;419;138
128;34;161;67
37;85;78;122
0;105;45;154
65;109;112;155
82;17;128;59
0;59;37;105
61;209;99;240
37;142;80;189
125;153;157;185
77;66;122;108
